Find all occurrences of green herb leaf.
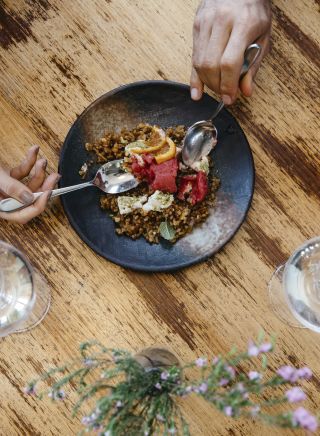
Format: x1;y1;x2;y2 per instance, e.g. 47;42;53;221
159;221;176;241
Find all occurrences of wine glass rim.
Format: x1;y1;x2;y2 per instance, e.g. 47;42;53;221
0;240;36;335
284;236;320;275
283;236;320;333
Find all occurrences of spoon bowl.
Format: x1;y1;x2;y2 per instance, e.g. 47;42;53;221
0;159;139;213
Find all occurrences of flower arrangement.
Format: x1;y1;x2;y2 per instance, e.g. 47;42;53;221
25;335;318;435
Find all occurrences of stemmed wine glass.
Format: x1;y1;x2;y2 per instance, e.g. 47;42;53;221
269;237;320;332
0;241;50;337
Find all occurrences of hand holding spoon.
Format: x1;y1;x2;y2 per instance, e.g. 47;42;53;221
182;43;262;166
0;160;139;213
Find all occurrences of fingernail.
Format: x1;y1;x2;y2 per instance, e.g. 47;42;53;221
222;95;232;105
41;159;47;170
191;88;200;100
20;191;34;204
31;145;40;152
55;175;61;184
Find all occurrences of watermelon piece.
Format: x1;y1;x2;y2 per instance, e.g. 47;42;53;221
150;158;178;193
177;171;208;205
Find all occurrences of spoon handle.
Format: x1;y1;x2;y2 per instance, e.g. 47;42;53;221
0;181;93;213
210;43;261;122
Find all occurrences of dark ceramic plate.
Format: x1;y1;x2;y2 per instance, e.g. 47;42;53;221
59;81;254;272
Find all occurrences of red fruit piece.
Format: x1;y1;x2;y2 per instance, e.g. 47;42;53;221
177;172;208;205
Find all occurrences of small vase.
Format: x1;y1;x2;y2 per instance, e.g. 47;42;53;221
134;347;180;369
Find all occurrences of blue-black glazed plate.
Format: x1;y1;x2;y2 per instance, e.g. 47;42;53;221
59;81;254;272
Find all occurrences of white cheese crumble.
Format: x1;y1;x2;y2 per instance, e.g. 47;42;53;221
190;156;209;174
117;195;148;215
142;191;174;212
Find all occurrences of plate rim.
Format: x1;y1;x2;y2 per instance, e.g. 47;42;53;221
59;80;255;272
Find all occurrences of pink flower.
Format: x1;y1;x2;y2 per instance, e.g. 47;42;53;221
219;378;229;386
198;383;208;393
116;400;123;408
225;365;235;379
155;383;162;390
195;357;207;367
23;384;36;396
259;342;272;353
161;371;169;380
296;367;312;380
212;356;220;365
248;371;262;381
286;387;306;403
293;407;318;432
248;340;272;357
248;341;260;357
224;406;233;417
277;365;297;382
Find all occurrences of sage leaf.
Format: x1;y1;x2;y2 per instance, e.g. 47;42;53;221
159;221;176;241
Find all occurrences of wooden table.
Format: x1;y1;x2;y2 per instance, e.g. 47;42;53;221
0;1;319;434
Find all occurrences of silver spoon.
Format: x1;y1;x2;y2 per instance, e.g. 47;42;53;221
0;159;139;213
182;43;261;166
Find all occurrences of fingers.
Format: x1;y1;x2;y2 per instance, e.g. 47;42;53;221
0;191;51;225
0;168;34;204
219;27;249;104
27;158;47;192
190;67;204;100
10;145;39;180
198;23;232;95
41;173;60;191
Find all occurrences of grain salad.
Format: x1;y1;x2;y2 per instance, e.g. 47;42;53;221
80;123;220;243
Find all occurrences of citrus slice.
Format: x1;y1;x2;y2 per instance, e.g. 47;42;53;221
155;137;176;164
131;127;166;154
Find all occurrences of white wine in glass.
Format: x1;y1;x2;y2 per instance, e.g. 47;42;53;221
0;241;50;337
269;237;320;332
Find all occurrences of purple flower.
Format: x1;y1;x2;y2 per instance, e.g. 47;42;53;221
248;371;262;381
212;356;220;365
161;371;169;380
156;414;165;422
81;416;91;426
23;384;36;396
219;378;229;387
296;367;312;380
195;357;207;367
259;342;272;353
116;400;123;408
293;407;318;432
225;365;235;379
277;365;297;382
198;383;208;393
185;386;193;393
224;406;233;417
83;358;95;367
248;341;260;357
168;428;176;434
155;383;162;390
286;387;306;403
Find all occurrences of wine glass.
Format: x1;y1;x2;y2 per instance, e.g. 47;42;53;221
268;237;320;332
0;241;50;337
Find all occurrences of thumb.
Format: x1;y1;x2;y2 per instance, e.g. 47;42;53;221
190;67;204;101
0;169;34;204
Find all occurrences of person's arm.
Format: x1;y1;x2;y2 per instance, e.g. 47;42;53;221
0;145;60;224
191;0;271;104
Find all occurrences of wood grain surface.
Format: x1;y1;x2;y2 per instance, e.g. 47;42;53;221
0;0;320;435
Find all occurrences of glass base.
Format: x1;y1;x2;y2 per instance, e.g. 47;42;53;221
14;271;50;333
268;265;306;329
